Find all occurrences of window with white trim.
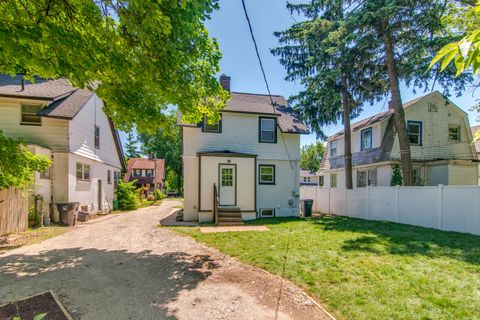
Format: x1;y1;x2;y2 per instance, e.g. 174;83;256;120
357;170;367;187
202;115;221;133
330;140;337;157
330;173;337;188
448;125;460;141
407;121;422;145
76;162;91;182
259;117;276;143
361;127;372;150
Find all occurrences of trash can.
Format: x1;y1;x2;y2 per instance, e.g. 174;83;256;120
56;202;79;226
113;198;119;210
303;199;314;217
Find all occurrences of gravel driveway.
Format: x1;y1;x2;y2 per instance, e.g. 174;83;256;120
0;200;332;320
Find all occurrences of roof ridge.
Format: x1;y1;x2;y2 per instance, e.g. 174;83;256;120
231;91;283;97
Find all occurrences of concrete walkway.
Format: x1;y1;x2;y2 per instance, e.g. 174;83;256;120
0;200;332;320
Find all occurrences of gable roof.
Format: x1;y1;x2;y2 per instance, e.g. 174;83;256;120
472;124;480;154
328;92;438;141
178;92;309;134
0;74;126;170
124;158;166;185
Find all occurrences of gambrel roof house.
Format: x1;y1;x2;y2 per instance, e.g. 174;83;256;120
320;91;479;188
0;75;125;221
178;75;308;224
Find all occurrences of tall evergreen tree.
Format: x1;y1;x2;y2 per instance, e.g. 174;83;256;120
125;132;140;159
273;0;386;189
354;0;472;185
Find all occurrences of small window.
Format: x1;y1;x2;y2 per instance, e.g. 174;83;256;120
412;167;423;186
448;125;460;141
330;140;337;157
76;162;91;182
407;121;422;145
94;125;100;149
202;115;221;133
221;167;234;186
145;169;154;177
259;117;276;143
361;128;372;150
330;173;337;188
114;171;120;189
259;165;275;184
319;176;324;187
368;169;377;186
260;208;275;217
40;168;50;180
357;170;367;187
107;170;112;184
133;169;142;177
21;105;42;125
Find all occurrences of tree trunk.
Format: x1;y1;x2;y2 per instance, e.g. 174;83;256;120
341;78;353;189
381;19;412;186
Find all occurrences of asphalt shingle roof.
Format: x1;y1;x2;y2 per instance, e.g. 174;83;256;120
178;92;309;134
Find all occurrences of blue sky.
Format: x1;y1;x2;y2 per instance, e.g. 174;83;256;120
121;0;479;148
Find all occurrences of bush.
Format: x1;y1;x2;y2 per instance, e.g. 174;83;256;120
155;188;165;200
115;180;138;210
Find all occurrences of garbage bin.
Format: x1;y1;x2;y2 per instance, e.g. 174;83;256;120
56;202;79;226
303;199;314;217
113;198;119;210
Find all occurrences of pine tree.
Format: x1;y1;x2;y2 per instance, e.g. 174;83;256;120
273;0;387;189
125;132;140;159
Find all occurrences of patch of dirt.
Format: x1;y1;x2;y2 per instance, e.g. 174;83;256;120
0;291;70;320
0;227;68;253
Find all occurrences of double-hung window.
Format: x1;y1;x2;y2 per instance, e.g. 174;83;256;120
330;173;337;188
448;125;460;141
330;140;337;157
145;169;154;176
259;165;275;184
319;176;324;187
407;121;422;145
357;170;367;187
361;128;372;150
76;162;91;182
357;169;377;187
202;115;221;133
107;170;112;184
259;117;277;143
21;105;42;125
368;169;377;186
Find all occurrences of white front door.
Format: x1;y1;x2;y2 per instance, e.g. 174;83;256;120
219;164;236;206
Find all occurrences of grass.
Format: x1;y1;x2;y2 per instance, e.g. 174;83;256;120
171;216;480;320
0;226;69;253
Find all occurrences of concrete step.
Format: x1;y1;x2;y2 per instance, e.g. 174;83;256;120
218;217;243;222
218;221;245;226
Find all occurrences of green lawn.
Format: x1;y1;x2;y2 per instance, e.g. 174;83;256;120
171;216;480;320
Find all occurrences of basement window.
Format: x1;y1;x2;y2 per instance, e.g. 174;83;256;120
260;208;275;217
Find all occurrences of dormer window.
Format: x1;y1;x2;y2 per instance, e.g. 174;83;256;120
330;140;337;157
361;127;372;150
21;105;42;125
259;117;277;143
202;115;221;133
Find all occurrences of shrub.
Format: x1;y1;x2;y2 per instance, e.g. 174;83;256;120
390;164;403;186
115;180;138;210
155;188;165;200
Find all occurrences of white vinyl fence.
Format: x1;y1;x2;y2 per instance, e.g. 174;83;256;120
300;185;480;235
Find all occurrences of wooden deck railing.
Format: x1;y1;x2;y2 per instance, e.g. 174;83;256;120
213;183;219;224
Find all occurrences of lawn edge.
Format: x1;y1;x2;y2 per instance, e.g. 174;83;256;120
165;226;337;320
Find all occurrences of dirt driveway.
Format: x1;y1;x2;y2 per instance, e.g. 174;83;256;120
0;200;331;320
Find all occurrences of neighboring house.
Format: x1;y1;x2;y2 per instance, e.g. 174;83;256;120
123;158;166;192
178;75;309;223
320;91;479;188
471;124;480;184
300;170;322;186
0;75;126;221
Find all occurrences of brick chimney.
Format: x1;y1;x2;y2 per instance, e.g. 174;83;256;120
220;74;231;92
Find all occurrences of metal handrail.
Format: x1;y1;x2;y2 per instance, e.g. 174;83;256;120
213;183;219;224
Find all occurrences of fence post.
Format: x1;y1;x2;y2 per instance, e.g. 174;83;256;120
328;187;331;215
366;186;370;219
438;184;443;230
395;185;400;223
344;188;348;216
314;186;318;212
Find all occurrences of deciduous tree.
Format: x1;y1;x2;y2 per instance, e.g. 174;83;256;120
300;142;325;174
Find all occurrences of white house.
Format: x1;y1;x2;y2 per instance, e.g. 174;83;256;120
178;75;309;223
0;75;126;221
472;124;480;184
300;169;322;186
320;91;479;188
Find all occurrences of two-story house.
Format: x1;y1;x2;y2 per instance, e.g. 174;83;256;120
320;91;479;188
0;75;126;221
123;158;166;192
178;75;309;223
300;170;322;186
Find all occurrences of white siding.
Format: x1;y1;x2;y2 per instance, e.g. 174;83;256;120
448;164;478;185
69;95;122;169
28;145;52;215
51;152;69;222
0;99;69;151
183;112;300;160
390;93;476;160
